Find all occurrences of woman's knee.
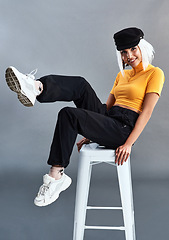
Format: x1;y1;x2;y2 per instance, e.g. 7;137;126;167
58;107;84;124
58;107;75;119
77;76;87;84
57;107;81;130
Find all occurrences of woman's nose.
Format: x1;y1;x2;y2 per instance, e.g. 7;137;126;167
127;51;132;59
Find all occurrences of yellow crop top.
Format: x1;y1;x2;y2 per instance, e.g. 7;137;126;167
110;62;165;112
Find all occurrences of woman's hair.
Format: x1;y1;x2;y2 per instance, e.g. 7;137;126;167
116;39;155;75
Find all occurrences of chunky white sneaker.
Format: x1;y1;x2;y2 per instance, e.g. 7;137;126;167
34;173;72;207
5;66;39;107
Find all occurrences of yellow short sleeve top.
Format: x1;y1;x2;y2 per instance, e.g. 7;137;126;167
110;63;165;112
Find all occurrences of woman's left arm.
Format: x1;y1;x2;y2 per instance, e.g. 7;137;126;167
115;92;160;165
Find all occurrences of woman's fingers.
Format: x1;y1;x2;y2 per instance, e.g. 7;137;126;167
121;152;130;165
115;145;131;165
115;149;125;165
76;137;90;152
77;141;83;152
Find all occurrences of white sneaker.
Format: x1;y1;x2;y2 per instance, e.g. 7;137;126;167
5;66;39;107
34;173;72;207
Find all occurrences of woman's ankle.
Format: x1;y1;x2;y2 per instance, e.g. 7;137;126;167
49;166;64;180
35;81;43;95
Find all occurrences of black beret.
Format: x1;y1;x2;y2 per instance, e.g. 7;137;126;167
113;27;144;51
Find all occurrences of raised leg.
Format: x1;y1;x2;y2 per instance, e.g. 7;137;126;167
117;158;136;240
37;74;107;114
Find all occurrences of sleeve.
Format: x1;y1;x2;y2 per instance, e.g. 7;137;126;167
146;67;165;96
110;72;120;95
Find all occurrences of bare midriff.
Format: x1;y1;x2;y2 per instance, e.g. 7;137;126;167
113;104;141;114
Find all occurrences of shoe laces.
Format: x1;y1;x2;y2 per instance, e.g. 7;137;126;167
26;69;38;80
39;183;50;196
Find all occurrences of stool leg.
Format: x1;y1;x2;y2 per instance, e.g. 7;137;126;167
73;154;92;240
117;158;136;240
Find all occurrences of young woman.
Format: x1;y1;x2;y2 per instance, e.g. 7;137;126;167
5;27;165;207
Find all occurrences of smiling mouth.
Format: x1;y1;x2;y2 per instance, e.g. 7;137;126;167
128;58;137;64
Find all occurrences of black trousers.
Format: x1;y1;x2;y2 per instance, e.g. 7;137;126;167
37;75;139;168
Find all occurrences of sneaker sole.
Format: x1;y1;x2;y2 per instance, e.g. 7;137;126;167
34;176;72;207
5;67;33;107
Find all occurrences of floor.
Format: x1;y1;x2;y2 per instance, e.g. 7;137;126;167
0;164;168;240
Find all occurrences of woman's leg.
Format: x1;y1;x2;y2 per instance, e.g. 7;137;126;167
37;75;108;178
47;106;131;168
37;74;107;114
5;67;106;113
34;106;134;207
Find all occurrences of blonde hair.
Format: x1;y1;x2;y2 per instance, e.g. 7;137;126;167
116;39;155;76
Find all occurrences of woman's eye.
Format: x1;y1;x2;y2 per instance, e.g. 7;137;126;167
131;47;136;51
121;51;127;55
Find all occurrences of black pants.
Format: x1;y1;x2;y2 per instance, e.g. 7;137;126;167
37;75;139;168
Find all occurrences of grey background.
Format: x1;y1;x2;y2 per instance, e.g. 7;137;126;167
0;0;169;239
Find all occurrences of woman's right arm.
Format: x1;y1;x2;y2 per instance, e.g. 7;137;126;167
106;93;116;110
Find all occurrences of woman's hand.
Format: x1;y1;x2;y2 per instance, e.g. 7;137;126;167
115;93;159;166
76;137;91;152
115;143;132;165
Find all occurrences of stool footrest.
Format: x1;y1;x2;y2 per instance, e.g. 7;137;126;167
87;206;122;210
85;225;125;231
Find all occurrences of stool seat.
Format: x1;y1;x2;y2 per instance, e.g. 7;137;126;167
80;143;116;162
73;143;136;240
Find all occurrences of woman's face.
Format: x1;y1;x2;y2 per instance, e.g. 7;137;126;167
120;46;142;68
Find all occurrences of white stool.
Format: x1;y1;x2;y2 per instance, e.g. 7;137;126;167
73;143;136;240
